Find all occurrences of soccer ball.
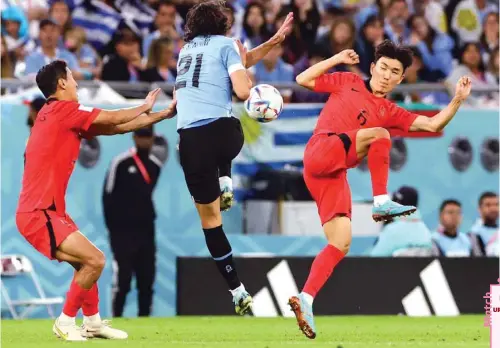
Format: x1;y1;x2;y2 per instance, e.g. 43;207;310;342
244;84;284;123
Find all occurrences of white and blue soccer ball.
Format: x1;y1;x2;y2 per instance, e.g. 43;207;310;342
244;84;284;123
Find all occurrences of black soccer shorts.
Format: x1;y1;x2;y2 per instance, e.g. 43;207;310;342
178;117;244;204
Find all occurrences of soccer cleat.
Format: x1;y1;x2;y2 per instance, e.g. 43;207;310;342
81;319;128;339
52;318;87;341
288;294;316;339
233;289;253;315
220;187;234;212
372;200;416;222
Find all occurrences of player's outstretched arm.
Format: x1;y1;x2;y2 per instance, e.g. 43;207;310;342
91;99;177;135
245;12;293;68
409;76;472;132
92;88;162;126
230;41;252;100
296;49;359;90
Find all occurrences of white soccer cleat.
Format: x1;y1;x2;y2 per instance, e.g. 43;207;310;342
81;319;128;340
53;318;87;341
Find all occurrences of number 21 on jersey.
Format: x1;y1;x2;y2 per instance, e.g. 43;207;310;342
175;54;204;90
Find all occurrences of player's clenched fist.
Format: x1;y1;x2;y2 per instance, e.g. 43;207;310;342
333;49;360;66
454;76;472;101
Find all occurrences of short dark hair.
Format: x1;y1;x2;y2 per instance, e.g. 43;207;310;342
374;39;413;71
35;60;68;98
479;191;498;206
389;0;406;8
183;1;229;42
157;0;175;9
440;199;461;212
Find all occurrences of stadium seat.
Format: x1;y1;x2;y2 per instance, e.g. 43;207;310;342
1;255;63;319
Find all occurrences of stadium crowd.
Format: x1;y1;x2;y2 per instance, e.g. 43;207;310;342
369;187;499;257
1;0;498;103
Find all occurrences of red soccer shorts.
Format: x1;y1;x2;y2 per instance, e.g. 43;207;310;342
303;130;360;225
16;210;79;260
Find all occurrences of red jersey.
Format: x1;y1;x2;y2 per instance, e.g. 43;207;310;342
313;72;418;135
17;100;101;215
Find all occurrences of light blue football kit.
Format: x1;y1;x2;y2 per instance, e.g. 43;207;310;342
175;35;245;130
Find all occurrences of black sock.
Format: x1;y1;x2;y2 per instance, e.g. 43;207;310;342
203;225;241;290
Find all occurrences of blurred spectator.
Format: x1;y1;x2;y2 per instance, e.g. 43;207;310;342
450;0;497;44
274;7;303;64
1;0;48;38
1;35;15;79
71;0;124;52
24;19;83;79
396;46;450;104
356;14;386;76
469;191;499;255
142;1;182;61
487;48;499;84
384;0;410;44
102;28;144;82
409;0;448;34
64;27;101;78
115;0;156;37
49;0;71;41
370;186;435;257
432;199;472;257
445;42;497;105
317;16;363;75
223;2;242;39
291;0;321;54
263;0;282;26
241;2;271;49
1;6;35;61
479;12;498;65
406;14;454;75
103;125;163;317
292;45;330;103
25;96;46;128
250;43;294;101
141;37;176;83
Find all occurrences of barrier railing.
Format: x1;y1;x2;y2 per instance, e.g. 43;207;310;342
2;78;499;97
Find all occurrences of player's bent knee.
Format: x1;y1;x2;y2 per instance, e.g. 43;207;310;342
87;250;106;272
371;127;390;140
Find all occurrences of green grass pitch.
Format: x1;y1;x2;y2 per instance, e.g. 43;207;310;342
1;315;489;347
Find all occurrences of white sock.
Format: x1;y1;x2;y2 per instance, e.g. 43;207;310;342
373;194;390;206
301;292;314;307
58;312;76;324
219;176;233;191
229;283;245;296
84;313;101;323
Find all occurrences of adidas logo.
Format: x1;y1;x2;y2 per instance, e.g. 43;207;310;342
402;260;460;317
252;260;298;317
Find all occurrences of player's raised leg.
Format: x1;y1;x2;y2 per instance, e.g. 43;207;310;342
355;127;416;221
195;199;252;314
55;232;128;340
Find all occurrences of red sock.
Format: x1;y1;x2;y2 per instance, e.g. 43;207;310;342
82;283;99;316
62;279;90;317
367;138;391;196
302;244;345;298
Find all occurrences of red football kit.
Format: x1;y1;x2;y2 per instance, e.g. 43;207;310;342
16;99;101;260
303;72;418;224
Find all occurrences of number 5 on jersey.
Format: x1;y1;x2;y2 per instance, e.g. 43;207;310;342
176;53;204;89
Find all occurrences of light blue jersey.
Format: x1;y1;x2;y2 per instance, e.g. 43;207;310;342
369;210;434;257
175;35;245;130
432;230;471;257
